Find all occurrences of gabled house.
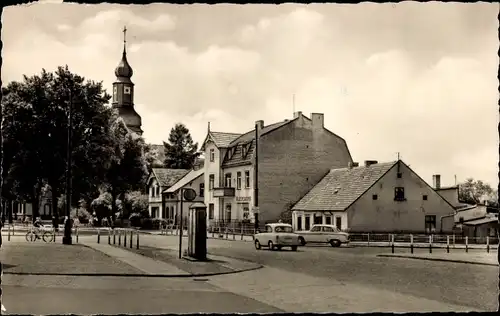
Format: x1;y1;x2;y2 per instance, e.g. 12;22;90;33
202;111;353;229
147;168;190;218
292;160;457;233
163;168;205;225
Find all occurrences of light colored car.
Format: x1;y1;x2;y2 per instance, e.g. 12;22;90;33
296;224;350;247
254;223;301;251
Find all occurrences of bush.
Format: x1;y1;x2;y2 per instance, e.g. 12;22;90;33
142;218;153;230
70;207;91;224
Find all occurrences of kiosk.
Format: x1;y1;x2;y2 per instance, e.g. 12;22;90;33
187;202;207;261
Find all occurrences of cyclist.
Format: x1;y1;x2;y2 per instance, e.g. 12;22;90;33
33;217;43;239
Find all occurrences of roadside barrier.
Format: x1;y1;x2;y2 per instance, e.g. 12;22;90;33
105;228;139;249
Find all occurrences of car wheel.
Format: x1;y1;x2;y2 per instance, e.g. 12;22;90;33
268;241;275;251
291;246;298;251
298;236;306;246
330;239;341;247
255;240;261;250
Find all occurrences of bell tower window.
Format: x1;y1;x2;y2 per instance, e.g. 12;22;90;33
124;86;131;94
113;86;118;101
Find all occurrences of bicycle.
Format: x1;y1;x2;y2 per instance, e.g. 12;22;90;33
25;227;54;243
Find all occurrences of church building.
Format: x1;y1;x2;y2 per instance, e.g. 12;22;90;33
112;26;143;136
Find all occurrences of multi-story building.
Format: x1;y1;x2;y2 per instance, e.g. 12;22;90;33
146;168;190;218
292;160;457;233
201;111;353;228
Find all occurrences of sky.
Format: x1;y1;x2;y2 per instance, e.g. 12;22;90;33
2;1;499;187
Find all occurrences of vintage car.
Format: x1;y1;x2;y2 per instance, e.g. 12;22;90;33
296;224;350;247
254;223;301;251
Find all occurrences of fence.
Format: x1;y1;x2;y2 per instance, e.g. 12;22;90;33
96;227;140;250
1;224;82;243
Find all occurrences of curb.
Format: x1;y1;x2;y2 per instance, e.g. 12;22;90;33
377;254;498;267
2;264;264;278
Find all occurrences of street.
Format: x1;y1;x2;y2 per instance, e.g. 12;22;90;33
138;235;497;311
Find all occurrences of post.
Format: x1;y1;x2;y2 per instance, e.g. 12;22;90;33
233;222;236;240
97;228;101;244
241;225;244;241
76;226;79;243
486;236;490;253
429;235;432;253
446;235;450;253
113;229;116;244
391;234;395;253
118;229;121;246
129;229;133;248
136;229;139;249
254;122;259;231
179;188;184;259
108;228;111;244
225;226;229;239
62;89;73;245
124;228;127;246
465;236;468;253
410;234;414;254
7;225;10;241
367;233;370;246
453;234;456;248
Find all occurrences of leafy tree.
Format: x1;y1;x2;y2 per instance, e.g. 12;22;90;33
143;143;163;172
458;178;497;206
163;123;200;169
102;117;148;223
1;66;115;227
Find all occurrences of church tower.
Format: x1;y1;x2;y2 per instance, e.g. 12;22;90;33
112;26;143;136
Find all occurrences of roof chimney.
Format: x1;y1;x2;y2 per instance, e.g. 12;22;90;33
348;162;359;169
311;113;324;129
293;111;302;119
364;160;378;167
255;120;264;136
432;174;441;190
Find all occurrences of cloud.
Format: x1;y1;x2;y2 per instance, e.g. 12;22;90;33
2;3;498;187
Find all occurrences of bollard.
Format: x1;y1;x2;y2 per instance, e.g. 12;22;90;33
410;234;414;254
124;229;127;246
367;233;370;246
391;234;395;253
465;236;468;253
446;235;450;253
241;225;244;241
113;229;116;245
136;230;140;249
233;230;235;240
108;228;111;244
225;228;229;239
452;234;456;249
8;226;11;241
130;230;133;248
429;235;432;253
76;227;79;243
118;229;122;246
486;236;489;253
97;228;101;244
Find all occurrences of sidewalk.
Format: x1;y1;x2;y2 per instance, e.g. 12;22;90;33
378;251;498;266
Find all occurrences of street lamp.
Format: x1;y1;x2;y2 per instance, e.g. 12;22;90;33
62;88;73;245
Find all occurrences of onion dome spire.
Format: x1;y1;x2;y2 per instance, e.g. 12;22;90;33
114;26;133;78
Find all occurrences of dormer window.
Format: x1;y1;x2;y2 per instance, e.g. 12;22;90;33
124;86;131;94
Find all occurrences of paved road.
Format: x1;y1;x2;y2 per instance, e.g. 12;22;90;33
138;235;497;311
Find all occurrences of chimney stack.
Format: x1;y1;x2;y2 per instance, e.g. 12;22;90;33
432;174;441;190
348;162;359;169
364;160;378;167
293;111;302;119
311;113;324;129
255;120;264;135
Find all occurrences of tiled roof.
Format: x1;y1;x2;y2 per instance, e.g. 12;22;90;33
292;161;397;211
463;216;498;226
164;168;204;193
208;131;242;148
151;168;190;188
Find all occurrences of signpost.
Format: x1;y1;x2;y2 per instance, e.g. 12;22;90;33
179;188;196;259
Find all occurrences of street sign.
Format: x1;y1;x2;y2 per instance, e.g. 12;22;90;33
183;188;197;202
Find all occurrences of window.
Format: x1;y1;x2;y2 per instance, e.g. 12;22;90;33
311;225;321;232
151;207;159;218
459;217;464;223
322;226;334;233
372;194;378;200
245;171;251;188
236;172;242;190
156;186;160;197
425;215;436;233
225;204;232;221
266;225;273;233
335;216;342;230
397;172;402;178
394;187;405;201
199;183;204;197
297;216;302;230
209;174;215;190
150;187;154;197
225;173;232;188
124;85;131;94
243;204;250;220
208;204;214;219
423;195;428;201
305;216;311;230
314;215;322;225
325;216;332;225
210;149;215;162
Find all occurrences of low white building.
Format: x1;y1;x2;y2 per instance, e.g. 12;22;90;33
146;168;190;218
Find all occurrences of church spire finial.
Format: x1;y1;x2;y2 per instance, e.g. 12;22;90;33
122;25;127;54
208;121;211;133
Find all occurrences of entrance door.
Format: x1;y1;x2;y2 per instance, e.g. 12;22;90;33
297;216;302;231
335;216;342;230
305;216;311;230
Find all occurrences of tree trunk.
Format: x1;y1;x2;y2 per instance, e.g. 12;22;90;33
110;189;117;223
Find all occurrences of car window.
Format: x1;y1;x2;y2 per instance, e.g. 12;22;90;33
322;226;334;232
311;226;321;232
266;225;273;233
275;225;293;233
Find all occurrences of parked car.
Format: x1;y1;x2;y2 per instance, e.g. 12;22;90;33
296;224;350;247
254;223;301;251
